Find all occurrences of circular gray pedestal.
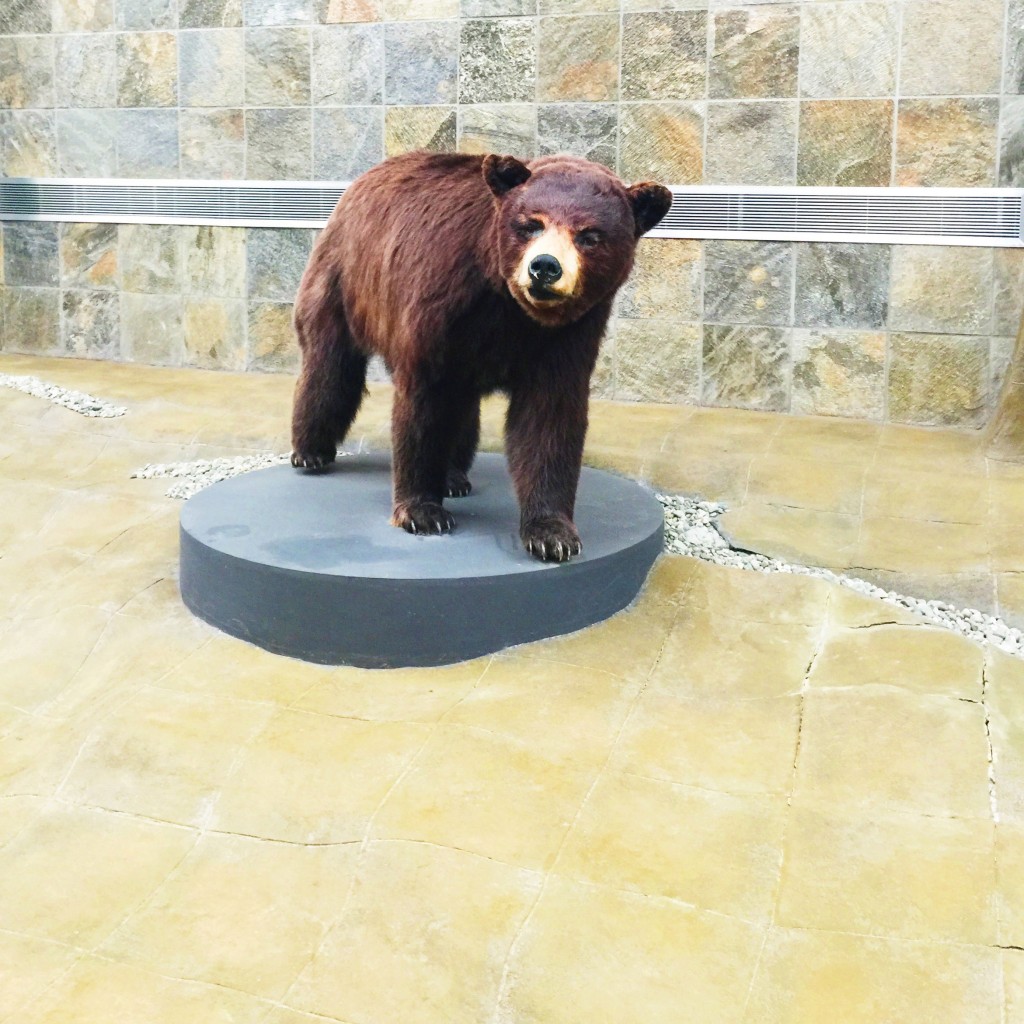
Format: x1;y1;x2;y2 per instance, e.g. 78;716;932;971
179;453;664;668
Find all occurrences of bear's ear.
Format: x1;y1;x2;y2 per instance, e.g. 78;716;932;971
483;154;532;197
627;182;673;237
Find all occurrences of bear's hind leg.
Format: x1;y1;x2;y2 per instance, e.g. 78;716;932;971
390;377;473;534
445;397;480;498
291;297;367;472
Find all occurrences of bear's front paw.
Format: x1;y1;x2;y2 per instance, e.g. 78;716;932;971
521;516;582;563
392;501;455;536
290;448;336;472
445;469;472;498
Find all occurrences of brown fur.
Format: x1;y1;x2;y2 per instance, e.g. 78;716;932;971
291;150;671;561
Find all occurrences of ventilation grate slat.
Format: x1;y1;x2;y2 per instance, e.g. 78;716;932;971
1;178;1021;247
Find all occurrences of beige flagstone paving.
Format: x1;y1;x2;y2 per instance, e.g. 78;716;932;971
1;353;1024;1022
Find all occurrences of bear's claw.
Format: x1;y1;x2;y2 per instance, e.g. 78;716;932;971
445;469;472;498
392;501;455;537
290;450;335;472
522;517;582;563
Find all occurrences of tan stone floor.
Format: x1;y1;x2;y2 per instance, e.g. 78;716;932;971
2;352;1024;1023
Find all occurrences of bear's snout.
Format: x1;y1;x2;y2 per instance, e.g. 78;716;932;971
528;254;563;286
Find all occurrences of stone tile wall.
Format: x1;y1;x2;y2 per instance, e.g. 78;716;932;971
1;0;1023;426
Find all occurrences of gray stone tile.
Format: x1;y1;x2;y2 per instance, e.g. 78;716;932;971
60;224;118;291
180;109;246;178
4;223;59;288
0;36;54;109
119;224;182;295
792;329;886;420
184;226;248;298
619;238;701;322
461;0;534;14
888;332;990;428
180;0;243;27
245;0;312;23
537;103;616;170
459;17;536;104
55;34;117;108
621;11;707;102
116;32;178;107
318;0;382;21
710;7;799;99
539;0;616;11
900;0;1003;97
180;29;245;107
120;293;184;366
245;108;312;178
53;0;113;30
702;324;791;412
896;99;998;189
245;27;311;105
619;101;704;184
705;101;796;186
1;289;60;355
0;0;52;33
116;110;179;177
538;14;619;102
1000;97;1024;188
313;106;384;178
385;106;457;156
312;24;383;105
616;320;701;404
1008;0;1024;95
248;300;300;371
57;110;118;177
458;104;536;157
799;2;896;99
3;111;57;177
117;0;175;28
703;240;793;327
798;100;893;187
889;246;994;336
385;0;458;18
384;20;459;105
247;228;313;301
994;249;1024;338
61;290;120;359
793;243;890;331
184;297;247;370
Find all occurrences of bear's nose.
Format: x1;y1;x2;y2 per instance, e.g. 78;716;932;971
528;254;562;286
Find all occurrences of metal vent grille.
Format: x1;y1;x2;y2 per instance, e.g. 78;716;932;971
1;178;1022;247
655;187;1024;247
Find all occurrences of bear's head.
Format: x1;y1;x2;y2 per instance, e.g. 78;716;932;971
483;153;672;328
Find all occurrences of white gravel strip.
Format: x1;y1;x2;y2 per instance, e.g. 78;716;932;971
657;492;1024;658
131;452;293;499
0;373;127;418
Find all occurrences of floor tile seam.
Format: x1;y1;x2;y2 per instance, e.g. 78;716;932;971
63;950;295;1021
741;590;832;1021
761;919;1011;955
614;766;791;802
853;442;881;556
419;718;624;772
803;680;991;704
487;603;689;1023
492;651;634;685
547;871;768;932
273;655;501;1015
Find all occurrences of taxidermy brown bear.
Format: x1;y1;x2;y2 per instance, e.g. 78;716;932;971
290;151;672;562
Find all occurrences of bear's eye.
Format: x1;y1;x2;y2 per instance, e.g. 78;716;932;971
576;230;604;249
515;219;544;241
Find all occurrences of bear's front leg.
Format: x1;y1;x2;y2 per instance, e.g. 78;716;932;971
505;364;590;563
389;375;467;536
